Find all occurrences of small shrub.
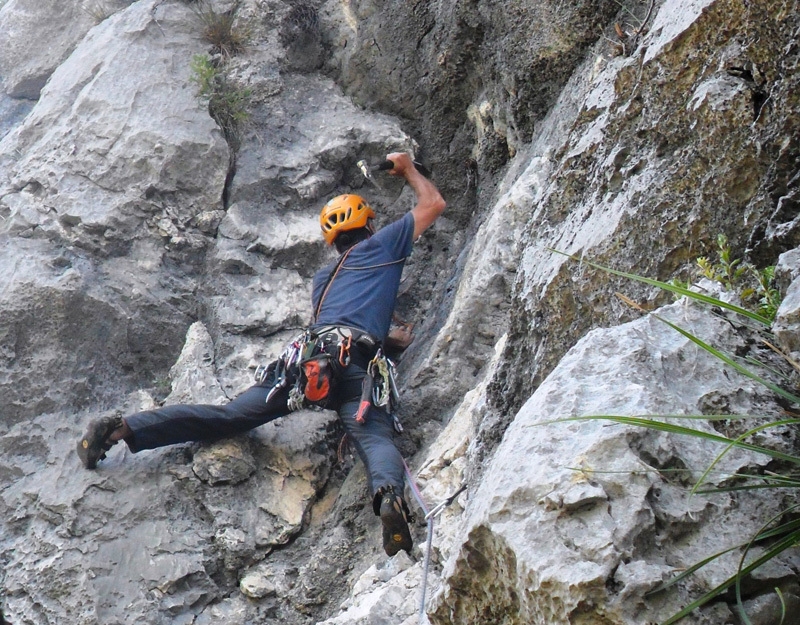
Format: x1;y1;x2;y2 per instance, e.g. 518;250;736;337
190;54;251;150
677;233;782;322
81;1;114;23
697;233;749;290
750;264;781;322
603;0;656;56
283;3;320;36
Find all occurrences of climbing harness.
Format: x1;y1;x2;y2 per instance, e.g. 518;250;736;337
257;324;384;412
402;459;467;625
293;327;351;409
255;228;414;457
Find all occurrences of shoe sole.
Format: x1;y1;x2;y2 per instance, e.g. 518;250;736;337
380;498;412;556
77;416;120;469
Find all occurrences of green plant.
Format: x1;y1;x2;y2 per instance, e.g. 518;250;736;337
551;250;797;625
191;0;250;56
188;0;252;151
190;54;251;150
152;375;173;401
693;233;782;322
697;233;748;290
668;276;692;294
751;265;782;322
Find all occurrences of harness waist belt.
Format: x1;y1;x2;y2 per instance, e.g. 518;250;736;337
312;325;380;352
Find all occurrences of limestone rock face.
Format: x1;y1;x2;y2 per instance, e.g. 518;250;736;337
321;0;621;190
1;0;799;623
489;0;800;422
0;0;229;242
0;0;96;99
430;301;791;625
0;0;230;429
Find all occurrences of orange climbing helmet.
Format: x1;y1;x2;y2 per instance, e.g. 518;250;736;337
319;194;376;245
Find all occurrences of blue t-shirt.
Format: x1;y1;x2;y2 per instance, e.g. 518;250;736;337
312;212;415;340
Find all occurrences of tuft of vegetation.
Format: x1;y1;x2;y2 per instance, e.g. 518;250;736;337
671;233;782;322
283;2;320;36
697;233;749;291
751;264;782;323
190;54;251;151
552;250;798;625
601;0;656;56
81;1;115;23
191;0;251;57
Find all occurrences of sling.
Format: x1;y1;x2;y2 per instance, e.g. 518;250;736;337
313;248;353;323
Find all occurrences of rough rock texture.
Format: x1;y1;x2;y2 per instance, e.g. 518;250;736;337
0;0;229;426
430;300;794;625
1;0;799;623
489;0;800;422
0;0;97;99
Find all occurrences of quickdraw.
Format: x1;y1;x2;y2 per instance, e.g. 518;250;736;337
255;330;322;410
255;331;305;403
371;354;391;408
355;349;403;432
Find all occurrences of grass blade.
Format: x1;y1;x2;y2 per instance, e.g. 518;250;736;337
661;530;800;625
652;313;800;406
775;587;787;625
696;480;800;493
692;418;800;493
650;517;800;599
647;544;740;595
549;249;772;326
735;505;800;625
559;415;800;466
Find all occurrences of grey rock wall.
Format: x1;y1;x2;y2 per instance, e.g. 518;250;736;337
491;0;800;421
0;0;798;623
0;0;96;99
430;300;794;624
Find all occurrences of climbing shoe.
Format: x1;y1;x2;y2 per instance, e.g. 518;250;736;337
77;413;123;469
378;486;413;557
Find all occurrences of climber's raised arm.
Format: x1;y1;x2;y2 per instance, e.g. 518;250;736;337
386;152;446;240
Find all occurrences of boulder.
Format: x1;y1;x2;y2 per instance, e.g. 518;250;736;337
0;0;96;99
430;299;795;624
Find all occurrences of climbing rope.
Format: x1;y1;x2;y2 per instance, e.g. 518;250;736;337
402;459;466;625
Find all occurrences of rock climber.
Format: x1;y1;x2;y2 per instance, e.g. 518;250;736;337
76;152;446;557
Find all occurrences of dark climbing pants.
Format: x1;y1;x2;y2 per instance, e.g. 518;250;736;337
124;362;405;502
